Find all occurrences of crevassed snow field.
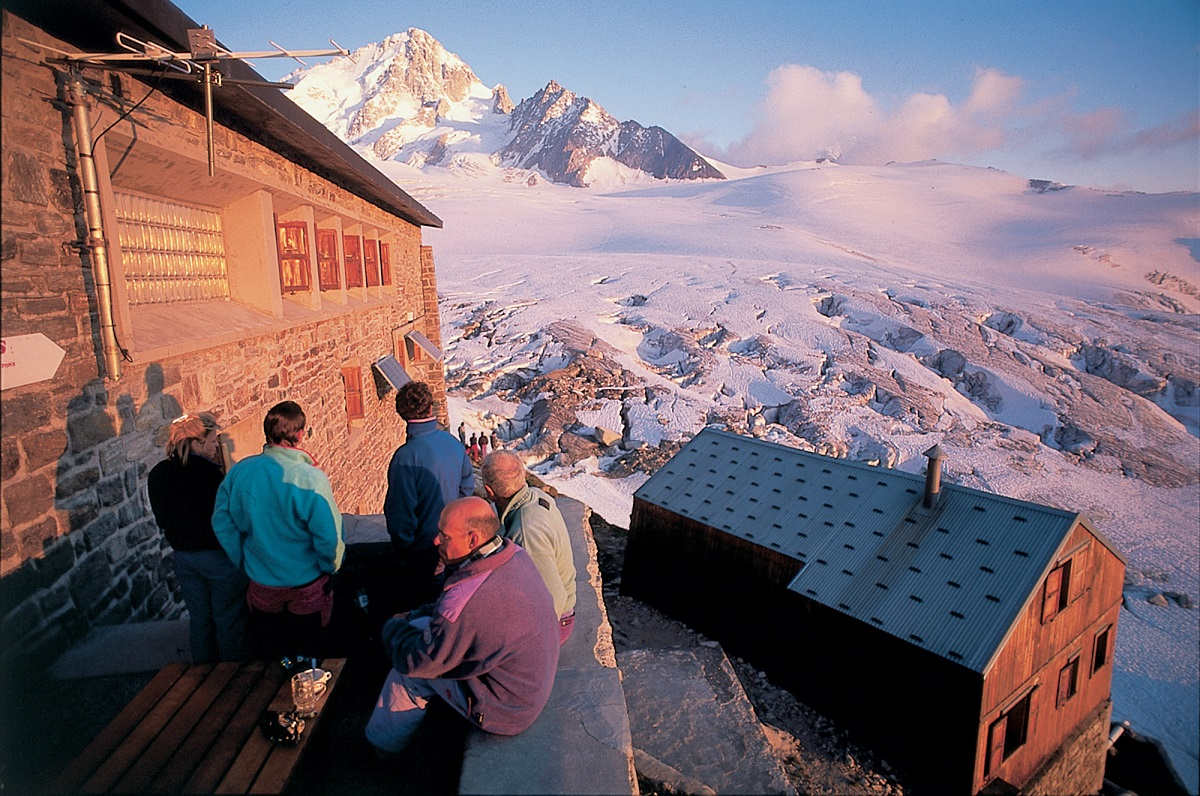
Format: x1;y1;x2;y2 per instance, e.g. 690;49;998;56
387;158;1199;789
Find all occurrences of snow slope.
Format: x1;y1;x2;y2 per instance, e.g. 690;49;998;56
386;157;1199;789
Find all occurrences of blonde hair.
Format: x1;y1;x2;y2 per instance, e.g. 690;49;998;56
165;412;219;465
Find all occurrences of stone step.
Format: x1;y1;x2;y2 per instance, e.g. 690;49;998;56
48;618;191;679
619;645;794;795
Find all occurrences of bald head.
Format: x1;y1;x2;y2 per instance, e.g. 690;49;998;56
482;450;527;500
442;496;500;539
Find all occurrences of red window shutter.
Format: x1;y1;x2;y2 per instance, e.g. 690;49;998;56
276;221;311;293
364;239;380;286
379;242;391;285
344;235;363;287
316;229;340;290
341;366;364;419
1057;658;1078;707
986;715;1007;776
1042;565;1063;622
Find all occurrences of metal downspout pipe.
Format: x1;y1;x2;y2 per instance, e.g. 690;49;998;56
66;71;122;382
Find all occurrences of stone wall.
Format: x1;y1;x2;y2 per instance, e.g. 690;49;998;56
1023;699;1110;796
0;11;448;674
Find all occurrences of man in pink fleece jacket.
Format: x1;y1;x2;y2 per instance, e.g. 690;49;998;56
365;497;560;753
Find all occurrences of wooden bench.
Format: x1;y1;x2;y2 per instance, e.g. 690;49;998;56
55;658;345;794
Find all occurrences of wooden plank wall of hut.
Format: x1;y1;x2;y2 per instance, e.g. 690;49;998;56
623;499;802;642
972;523;1124;790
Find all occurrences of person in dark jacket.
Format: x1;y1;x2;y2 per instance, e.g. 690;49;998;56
365;497;559;754
147;412;247;662
382;382;474;607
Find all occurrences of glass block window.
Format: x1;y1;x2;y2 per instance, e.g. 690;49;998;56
344;234;363;288
114;192;228;305
276;221;311;293
316;229;341;291
364;239;380;287
379;242;392;286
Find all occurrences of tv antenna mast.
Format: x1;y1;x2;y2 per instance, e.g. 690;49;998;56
24;26;353;175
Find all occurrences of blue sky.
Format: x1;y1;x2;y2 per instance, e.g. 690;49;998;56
177;0;1198;192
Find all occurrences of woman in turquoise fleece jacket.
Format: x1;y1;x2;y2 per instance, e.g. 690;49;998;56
212;401;343;658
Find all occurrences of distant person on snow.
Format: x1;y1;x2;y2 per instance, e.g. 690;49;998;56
482;451;577;644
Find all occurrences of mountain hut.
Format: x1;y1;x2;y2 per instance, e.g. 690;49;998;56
623;427;1125;794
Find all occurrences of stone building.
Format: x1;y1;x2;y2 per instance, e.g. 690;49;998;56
1;0;446;672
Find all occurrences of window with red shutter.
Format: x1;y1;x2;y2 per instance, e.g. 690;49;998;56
379;242;392;285
316;229;341;290
344;235;363;288
1041;561;1070;622
276;221;311;293
1057;656;1079;706
364;239;380;286
341;365;364;419
1092;626;1111;675
986;689;1033;777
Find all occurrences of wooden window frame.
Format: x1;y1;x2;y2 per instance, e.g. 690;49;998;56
405;335;423;364
344;234;363;288
1091;625;1112;675
341;365;364;420
364;239;380;287
1041;559;1071;622
379;242;392;286
316;228;341;291
986;688;1033;776
1056;655;1080;707
275;220;311;294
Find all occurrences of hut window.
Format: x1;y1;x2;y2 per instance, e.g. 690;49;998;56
344;234;364;287
1041;560;1072;622
364;240;380;286
1056;655;1080;707
316;229;342;291
986;690;1032;775
1092;625;1112;675
276;220;312;294
379;242;392;285
115;192;229;305
341;365;364;420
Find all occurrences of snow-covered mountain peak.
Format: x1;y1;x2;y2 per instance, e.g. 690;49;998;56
287;27;489;141
285;33;724;187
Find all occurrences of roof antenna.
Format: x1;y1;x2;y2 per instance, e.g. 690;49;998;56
923;444;944;509
21;25;350;177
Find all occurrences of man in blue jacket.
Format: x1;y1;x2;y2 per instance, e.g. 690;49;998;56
383;382;474;607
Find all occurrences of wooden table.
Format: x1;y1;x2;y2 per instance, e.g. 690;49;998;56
56;658;345;794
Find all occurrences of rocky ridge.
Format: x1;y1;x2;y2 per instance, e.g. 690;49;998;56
500;81;724;186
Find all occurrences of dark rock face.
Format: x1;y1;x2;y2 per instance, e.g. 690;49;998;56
501;81;723;186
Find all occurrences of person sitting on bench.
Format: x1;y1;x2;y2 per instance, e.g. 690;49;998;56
365;497;559;754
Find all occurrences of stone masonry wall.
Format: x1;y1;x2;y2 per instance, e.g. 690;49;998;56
1023;699;1110;796
0;12;449;673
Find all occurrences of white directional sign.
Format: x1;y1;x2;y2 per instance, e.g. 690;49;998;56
1;333;66;391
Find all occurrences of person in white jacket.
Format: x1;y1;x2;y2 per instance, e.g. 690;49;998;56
481;451;577;644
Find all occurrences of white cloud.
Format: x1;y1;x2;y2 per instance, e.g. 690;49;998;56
725;65;1023;166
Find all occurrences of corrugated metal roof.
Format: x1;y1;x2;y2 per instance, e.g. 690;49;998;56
634;428;1082;672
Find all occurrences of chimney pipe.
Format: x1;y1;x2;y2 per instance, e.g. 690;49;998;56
923;444;944;508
